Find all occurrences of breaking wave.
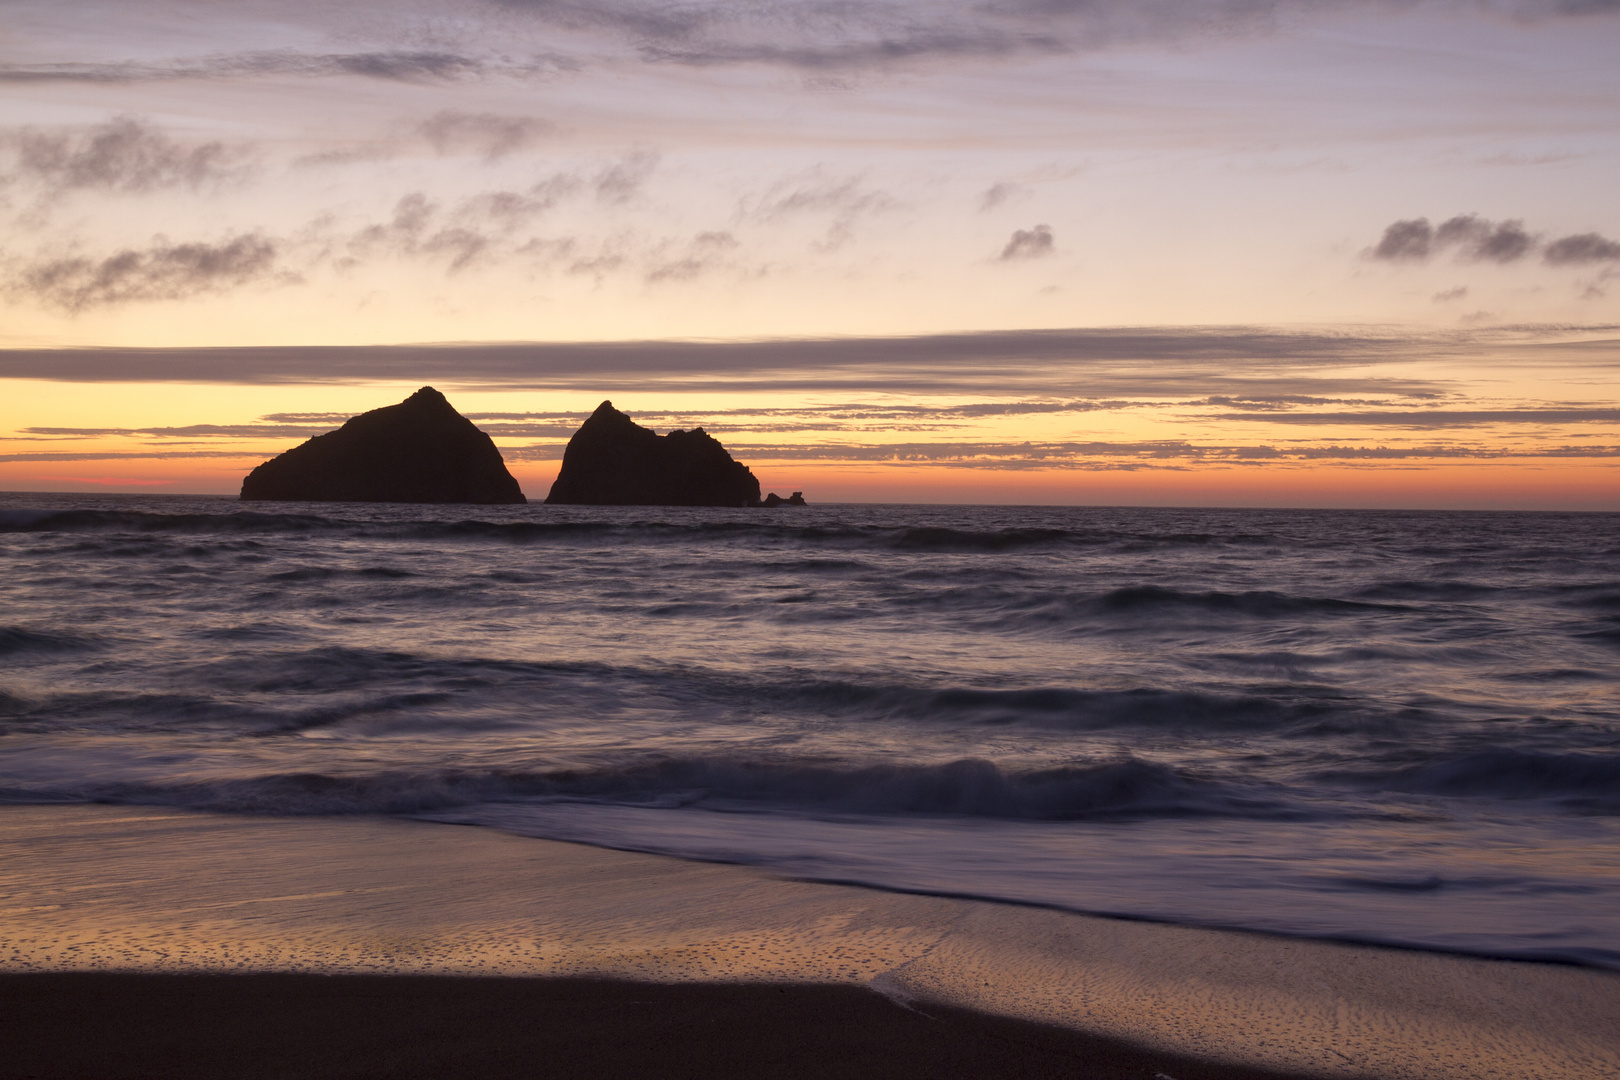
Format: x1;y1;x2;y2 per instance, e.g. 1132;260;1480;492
2;756;1284;821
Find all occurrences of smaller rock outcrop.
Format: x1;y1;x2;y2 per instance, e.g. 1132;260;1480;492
240;386;526;504
761;492;807;507
546;401;762;507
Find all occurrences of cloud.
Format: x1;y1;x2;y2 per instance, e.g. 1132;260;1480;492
0;326;1475;396
1549;0;1620;12
659;438;1620;467
22;423;340;439
741;172;896;249
979;182;1026;211
645;231;741;282
744;174;893;221
7;234;281;312
1544;232;1620;265
1369;214;1620;268
1369;215;1537;264
417;112;555;161
594;150;659;204
635;30;1068;70
459;178;585;225
1211;407;1620;427
0;450;270;462
1371;218;1433;261
0;51;519;85
1432;286;1468;303
1434;214;1534;263
1000;224;1054;260
344;194;493;271
0;1;1611;91
1;116;251;194
495;0;1620;71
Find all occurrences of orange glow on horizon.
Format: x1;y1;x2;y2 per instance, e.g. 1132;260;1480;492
5;458;1617;512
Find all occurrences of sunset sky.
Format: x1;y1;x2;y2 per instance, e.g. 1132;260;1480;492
3;0;1618;505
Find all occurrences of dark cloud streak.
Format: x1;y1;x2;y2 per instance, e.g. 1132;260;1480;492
0;327;1468;396
499;0;1620;72
497;439;1620;467
1215;408;1620;427
0;50;565;85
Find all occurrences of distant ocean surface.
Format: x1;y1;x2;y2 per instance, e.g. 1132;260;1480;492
3;494;1618;968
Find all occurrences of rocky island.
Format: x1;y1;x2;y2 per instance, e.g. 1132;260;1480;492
240;386;526;504
547;401;774;507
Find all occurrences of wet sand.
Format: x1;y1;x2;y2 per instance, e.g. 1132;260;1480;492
1;971;1305;1080
3;806;1617;1079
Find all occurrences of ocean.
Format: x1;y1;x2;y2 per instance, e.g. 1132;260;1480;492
3;494;1617;968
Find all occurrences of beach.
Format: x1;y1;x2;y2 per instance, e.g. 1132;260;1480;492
4;805;1617;1079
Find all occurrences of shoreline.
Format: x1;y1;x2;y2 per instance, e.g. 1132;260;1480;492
4;805;1618;1079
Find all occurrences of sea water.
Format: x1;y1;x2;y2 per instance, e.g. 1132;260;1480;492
2;494;1617;967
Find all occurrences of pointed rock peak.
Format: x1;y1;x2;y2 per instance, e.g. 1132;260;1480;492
405;386;452;410
581;400;643;433
547;402;761;507
240;386;525;504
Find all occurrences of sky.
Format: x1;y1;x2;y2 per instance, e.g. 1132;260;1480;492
2;0;1618;506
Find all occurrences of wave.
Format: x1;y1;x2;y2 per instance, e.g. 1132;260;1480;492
1334;750;1620;811
1353;580;1501;602
0;625;102;656
1090;585;1403;616
23;639;1363;738
0;756;1283;821
781;678;1345;733
0;507;1287;555
267;566;417;582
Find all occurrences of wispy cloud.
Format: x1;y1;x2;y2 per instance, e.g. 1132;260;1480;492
6;234;283;312
645;231;741;282
0;450;267;462
22;423;340;439
497;438;1620;469
741;173;896;249
594;150;659;204
496;0;1620;71
417;111;556;161
979;182;1027;212
1210;407;1620;427
1369;215;1620;268
343;194;492;272
0;0;1612;90
0;117;253;194
999;224;1054;261
0;51;540;85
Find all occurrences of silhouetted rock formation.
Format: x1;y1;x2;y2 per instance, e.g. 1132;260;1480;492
762;492;807;507
546;401;762;507
240;387;526;504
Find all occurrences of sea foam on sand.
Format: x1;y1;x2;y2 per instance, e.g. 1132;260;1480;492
2;806;1616;1080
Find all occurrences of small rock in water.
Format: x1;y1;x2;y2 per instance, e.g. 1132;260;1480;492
240;386;526;504
761;492;807;507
